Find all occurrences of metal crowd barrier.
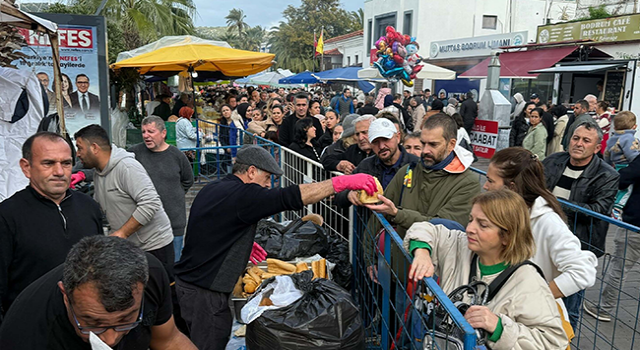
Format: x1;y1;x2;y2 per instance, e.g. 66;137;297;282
471;167;640;350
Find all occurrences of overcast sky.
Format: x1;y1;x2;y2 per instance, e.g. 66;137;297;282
193;0;363;28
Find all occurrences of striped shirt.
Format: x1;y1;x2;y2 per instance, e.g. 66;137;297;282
552;162;589;200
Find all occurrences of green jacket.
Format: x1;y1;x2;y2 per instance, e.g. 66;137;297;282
523;124;548;161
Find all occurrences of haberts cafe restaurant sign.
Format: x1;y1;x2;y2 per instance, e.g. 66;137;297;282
429;31;528;59
537;13;640;44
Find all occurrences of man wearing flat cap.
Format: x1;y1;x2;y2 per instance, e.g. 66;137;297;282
174;145;377;349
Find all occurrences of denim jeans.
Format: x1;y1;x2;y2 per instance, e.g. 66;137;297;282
563;289;584;330
173;236;184;262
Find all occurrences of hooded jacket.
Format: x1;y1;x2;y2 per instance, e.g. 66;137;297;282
529;196;597;297
511;93;525;120
403;222;569;350
542;152;619;257
94;146;174;251
383;145;480;235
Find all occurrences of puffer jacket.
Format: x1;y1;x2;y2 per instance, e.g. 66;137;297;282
509;113;529;147
542;152;620;257
404;222;569;350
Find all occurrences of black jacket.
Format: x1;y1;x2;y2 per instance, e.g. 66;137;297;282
288;141;321;162
357;104;379;116
542;111;555;144
0;187;102;315
543;152;620;257
321;143;372;172
459;98;478;131
317;128;334;150
509;114;529;147
392;103;413;132
620;155;640;226
335;146;419;207
278;114;324;148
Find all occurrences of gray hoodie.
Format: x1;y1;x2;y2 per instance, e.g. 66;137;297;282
94;145;173;251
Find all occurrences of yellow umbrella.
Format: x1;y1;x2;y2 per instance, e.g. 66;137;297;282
110;43;275;77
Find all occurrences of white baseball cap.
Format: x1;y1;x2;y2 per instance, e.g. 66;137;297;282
368;118;397;143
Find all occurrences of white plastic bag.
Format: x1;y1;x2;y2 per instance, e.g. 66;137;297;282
240;275;303;324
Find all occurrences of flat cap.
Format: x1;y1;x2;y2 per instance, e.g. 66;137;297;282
235;145;283;176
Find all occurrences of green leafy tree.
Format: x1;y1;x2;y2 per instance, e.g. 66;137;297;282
225;8;248;38
587;5;612;20
243;25;267;51
214;30;240;48
269;0;362;72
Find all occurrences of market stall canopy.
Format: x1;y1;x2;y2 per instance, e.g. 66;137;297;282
236;70;295;86
459;46;577;79
279;71;319;84
1;1;57;33
312;67;382;93
529;62;626;74
111;36;275;77
115;35;231;62
358;63;456;80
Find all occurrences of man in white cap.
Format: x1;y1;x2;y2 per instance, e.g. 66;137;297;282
174;145;378;350
335;116;420;207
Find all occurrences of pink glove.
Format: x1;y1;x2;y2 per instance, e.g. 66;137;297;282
250;242;267;264
69;172;86;189
332;174;377;195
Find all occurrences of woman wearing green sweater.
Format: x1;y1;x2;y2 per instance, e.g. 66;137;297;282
522;108;548;160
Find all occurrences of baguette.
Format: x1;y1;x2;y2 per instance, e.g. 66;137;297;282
318;258;326;279
267;258;296;275
244;280;258;293
296;262;309;273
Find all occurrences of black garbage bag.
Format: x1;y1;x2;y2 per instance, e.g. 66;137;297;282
246;271;365;350
255;219;328;261
325;232;352;289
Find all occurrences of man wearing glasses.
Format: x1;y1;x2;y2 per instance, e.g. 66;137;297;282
0;236;195;349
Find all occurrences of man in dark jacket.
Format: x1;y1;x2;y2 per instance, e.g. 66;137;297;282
357;95;379;116
391;94;413;132
584;152;640;322
0;132;102;317
321;115;374;172
331;88;355;117
152;94;172;121
335;117;419;207
278;94;323;147
172;93;191;116
542;120;619;328
459;91;478;134
562;99;591;151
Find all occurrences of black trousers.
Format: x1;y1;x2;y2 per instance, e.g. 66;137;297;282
176;278;232;350
148;242;175;282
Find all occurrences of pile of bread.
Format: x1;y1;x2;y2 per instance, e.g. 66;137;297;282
241;258;327;295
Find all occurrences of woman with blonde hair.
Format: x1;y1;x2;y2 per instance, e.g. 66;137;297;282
406;189;568;349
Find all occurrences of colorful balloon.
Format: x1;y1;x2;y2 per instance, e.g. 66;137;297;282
373;27;423;87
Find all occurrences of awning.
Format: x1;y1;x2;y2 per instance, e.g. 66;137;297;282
530;63;626;74
459;46;577;79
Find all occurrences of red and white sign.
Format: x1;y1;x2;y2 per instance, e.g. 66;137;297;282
18;27;94;49
370;49;378;65
470;120;499;158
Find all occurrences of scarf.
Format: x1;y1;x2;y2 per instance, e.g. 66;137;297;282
422;151;455;171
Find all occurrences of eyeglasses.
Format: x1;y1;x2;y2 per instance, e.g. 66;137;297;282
77;81;90;85
68;296;144;335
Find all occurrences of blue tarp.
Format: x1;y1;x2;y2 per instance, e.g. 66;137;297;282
278;71;319;84
311;67;379;93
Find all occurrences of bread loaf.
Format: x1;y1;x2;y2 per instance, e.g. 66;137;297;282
358;178;383;204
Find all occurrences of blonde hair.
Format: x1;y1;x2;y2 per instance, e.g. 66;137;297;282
614;111;637;131
342;134;358;148
472;190;535;265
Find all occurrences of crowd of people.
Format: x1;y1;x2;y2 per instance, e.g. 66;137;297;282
0;80;638;350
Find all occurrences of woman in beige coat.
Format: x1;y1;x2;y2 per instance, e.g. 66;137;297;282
405;190;568;350
548;105;569;156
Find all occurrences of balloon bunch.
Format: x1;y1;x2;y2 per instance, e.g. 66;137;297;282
373;26;423;87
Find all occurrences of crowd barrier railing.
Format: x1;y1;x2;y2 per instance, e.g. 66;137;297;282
471;167;640;350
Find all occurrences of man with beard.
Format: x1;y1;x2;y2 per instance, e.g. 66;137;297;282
365;113;480;234
334;117;419;208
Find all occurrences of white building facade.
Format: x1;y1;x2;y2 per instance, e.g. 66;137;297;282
322;30;365;69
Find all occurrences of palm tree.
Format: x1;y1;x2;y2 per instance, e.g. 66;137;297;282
215;31;240;48
244;26;267;51
225;8;248;38
351;8;364;27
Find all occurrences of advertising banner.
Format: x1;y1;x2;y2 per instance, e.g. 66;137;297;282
434;79;480;101
429;32;527;59
13;13;109;138
537;14;640;44
470;119;499;158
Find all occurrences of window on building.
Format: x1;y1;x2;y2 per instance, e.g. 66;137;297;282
355;55;359;64
347;56;351;66
375;13;397;44
404;11;412;36
482;15;498;29
367;19;373;56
